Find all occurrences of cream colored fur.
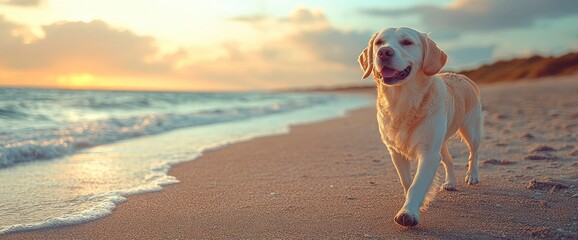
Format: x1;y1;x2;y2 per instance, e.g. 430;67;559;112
358;27;483;227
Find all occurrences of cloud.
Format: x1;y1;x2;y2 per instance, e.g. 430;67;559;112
230;7;326;25
229;13;268;23
0;17;197;90
230;7;330;33
280;7;328;25
1;8;372;91
0;15;34;63
288;28;370;66
362;0;578;36
0;19;178;75
230;8;369;66
213;8;372;89
228;14;271;31
183;35;363;90
0;15;18;37
0;0;44;7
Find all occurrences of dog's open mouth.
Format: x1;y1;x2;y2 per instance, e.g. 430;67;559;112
380;66;411;84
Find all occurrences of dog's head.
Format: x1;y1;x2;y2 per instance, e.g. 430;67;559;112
358;27;447;86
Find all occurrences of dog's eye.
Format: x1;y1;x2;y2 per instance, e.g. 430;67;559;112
402;39;413;46
375;39;384;46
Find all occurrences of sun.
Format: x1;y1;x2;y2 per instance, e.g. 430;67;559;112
57;73;96;88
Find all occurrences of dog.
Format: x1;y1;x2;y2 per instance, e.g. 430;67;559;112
357;27;483;227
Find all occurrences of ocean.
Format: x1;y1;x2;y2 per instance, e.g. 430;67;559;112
0;87;371;234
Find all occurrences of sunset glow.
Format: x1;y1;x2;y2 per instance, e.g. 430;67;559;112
57;73;96;88
1;0;577;91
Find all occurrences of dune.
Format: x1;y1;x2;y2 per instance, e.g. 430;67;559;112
459;52;578;84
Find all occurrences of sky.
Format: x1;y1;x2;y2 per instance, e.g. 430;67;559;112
0;0;577;91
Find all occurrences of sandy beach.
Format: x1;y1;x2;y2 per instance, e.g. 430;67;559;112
4;76;578;239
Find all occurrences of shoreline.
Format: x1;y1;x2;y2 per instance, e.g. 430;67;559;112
4;78;578;239
0;91;370;236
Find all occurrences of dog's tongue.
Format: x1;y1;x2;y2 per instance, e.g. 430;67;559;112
381;67;398;78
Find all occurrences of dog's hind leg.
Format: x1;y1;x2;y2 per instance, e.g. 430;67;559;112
460;109;482;185
440;143;457;190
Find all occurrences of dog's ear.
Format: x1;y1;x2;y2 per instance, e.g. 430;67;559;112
358;33;378;79
421;33;447;76
357;48;371;79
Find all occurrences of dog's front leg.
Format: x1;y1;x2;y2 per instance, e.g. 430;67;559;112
394;113;447;227
394;150;441;227
388;148;411;194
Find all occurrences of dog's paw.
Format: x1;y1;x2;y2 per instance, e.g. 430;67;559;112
441;182;457;191
465;173;479;185
394;209;419;227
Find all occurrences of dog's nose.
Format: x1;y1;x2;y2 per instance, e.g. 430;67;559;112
377;47;394;60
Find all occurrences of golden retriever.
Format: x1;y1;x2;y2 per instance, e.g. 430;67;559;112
358;27;482;227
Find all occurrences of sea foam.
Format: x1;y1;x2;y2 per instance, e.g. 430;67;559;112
0;90;336;168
